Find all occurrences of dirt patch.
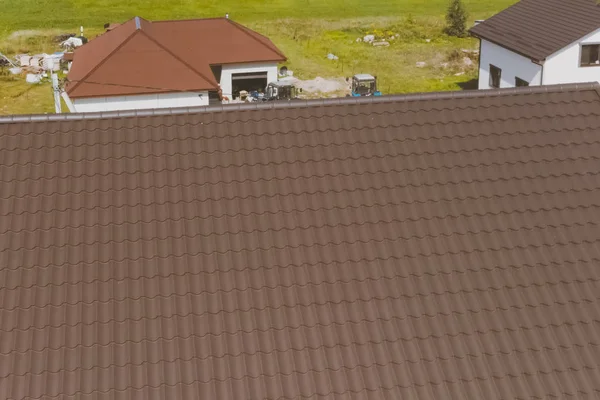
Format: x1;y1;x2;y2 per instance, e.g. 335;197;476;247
282;76;350;97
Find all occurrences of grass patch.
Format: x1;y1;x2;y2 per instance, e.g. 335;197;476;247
0;0;516;35
0;71;54;115
1;30;65;54
251;16;479;95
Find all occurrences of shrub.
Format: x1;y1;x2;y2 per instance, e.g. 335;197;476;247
444;0;468;38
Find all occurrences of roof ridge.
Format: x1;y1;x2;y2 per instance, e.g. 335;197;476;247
138;29;218;88
11;83;599;124
151;17;228;23
67;26;140;95
225;19;287;61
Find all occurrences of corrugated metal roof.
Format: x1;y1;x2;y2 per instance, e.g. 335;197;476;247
66;17;287;98
470;0;600;61
1;83;600;399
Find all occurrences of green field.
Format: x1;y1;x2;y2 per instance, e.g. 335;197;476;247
0;0;515;115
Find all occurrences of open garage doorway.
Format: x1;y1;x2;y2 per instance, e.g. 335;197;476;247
231;71;268;100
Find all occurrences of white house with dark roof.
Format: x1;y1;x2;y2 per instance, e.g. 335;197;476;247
470;0;600;89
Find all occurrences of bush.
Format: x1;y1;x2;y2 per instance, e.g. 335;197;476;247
444;0;468;38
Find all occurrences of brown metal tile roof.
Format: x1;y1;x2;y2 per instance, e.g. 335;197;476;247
66;17;287;98
470;0;600;61
1;83;600;399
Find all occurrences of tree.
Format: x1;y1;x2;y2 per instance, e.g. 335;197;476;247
445;0;468;38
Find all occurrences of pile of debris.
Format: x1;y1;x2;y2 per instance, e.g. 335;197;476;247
356;31;399;47
60;36;87;50
2;27;86;85
16;53;64;72
6;52;71;83
460;48;480;57
437;48;480;76
54;33;75;43
0;52;22;74
55;27;88;50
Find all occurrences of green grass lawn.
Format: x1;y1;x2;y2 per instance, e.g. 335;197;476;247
0;74;54;115
0;0;514;34
0;0;516;115
255;17;481;95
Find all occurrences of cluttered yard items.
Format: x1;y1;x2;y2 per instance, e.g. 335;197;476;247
255;80;303;102
5;27;85;81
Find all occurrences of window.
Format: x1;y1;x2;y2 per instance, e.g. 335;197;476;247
489;64;501;88
581;44;600;66
515;77;529;87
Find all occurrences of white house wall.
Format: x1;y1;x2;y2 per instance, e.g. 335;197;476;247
219;62;278;98
478;39;542;89
543;27;600;85
72;91;209;113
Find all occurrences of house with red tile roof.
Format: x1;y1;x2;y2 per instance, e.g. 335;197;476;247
470;0;600;89
66;16;286;112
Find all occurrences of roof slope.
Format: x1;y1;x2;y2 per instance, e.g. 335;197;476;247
150;18;287;66
470;0;600;61
1;84;600;399
67;17;286;98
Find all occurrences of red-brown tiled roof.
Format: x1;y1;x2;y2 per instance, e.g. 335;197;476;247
66;17;287;98
1;83;600;399
470;0;600;61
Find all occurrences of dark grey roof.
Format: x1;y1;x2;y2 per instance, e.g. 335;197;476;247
470;0;600;61
1;83;600;399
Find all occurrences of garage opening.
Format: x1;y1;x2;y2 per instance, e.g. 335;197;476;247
231;72;268;100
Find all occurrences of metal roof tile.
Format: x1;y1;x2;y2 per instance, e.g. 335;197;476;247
1;84;600;398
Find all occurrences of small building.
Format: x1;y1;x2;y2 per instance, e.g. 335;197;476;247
470;0;600;89
66;16;286;112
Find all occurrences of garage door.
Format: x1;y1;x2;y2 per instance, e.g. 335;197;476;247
231;72;269;81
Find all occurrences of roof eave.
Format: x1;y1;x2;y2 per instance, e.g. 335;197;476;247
21;82;600;123
67;87;216;99
210;57;287;67
469;32;547;64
